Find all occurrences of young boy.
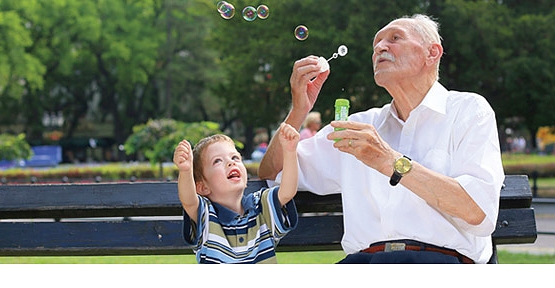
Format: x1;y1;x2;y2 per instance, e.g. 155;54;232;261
172;123;299;263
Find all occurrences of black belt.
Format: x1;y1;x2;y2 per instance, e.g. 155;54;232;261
361;239;474;264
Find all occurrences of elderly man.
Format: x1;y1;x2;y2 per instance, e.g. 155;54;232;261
258;14;504;264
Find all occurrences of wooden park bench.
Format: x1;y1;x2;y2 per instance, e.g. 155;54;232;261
0;174;537;263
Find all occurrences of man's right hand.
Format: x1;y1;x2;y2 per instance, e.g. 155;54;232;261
290;56;330;117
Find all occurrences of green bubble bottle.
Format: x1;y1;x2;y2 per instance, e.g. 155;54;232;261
334;98;350;142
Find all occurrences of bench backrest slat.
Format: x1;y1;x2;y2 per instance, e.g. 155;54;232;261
0;175;533;219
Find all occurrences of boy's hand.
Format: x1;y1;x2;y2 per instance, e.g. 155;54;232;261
278;122;300;153
173;140;193;172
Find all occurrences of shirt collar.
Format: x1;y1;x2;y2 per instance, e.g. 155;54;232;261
211;194;254;223
387;81;448;122
419;81;447;115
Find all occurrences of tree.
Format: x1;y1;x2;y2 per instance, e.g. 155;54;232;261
1;0;221;150
2;0;555;158
500;12;555;149
163;0;223;122
502;0;554;15
12;0;100;142
0;2;46;132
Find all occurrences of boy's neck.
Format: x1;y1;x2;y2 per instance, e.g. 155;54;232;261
210;194;244;215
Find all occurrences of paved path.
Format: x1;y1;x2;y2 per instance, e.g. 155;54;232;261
497;201;555;255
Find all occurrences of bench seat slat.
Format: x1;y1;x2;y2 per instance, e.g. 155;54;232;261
0;215;343;256
0;220;189;256
492;208;537;245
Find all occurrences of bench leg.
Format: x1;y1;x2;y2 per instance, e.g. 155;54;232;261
488;245;498;264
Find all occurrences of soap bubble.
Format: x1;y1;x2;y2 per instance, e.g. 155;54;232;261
242;6;257;21
217;1;231;13
338;45;348;56
220;9;235;20
257;5;269;19
294;25;309;41
216;1;225;12
217;1;235;19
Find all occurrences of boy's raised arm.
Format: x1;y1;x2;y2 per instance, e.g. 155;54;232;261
173;140;199;222
276;123;300;206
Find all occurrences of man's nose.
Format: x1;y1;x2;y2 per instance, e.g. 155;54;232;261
373;40;388;53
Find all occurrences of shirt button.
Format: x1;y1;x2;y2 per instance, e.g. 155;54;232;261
239;237;244;243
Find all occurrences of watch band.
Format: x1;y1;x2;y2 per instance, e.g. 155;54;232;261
389;171;403;186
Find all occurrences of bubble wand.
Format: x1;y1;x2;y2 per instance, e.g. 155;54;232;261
319;45;348;72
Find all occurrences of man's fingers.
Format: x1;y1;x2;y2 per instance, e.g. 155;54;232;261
330;120;369;130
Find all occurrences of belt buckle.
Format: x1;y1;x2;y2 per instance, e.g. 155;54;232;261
384;242;406;252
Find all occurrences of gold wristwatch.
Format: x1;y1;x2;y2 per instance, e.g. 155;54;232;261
389;155;412;186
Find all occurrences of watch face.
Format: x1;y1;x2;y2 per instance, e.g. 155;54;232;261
394;157;412;174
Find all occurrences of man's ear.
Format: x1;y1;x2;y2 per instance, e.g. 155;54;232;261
427;43;443;65
196;181;210;196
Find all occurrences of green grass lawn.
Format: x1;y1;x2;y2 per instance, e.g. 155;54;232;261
1;250;553;264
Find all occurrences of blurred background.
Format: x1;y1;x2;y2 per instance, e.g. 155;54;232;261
1;0;555;179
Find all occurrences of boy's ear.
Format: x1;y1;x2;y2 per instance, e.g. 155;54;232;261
196;181;210;196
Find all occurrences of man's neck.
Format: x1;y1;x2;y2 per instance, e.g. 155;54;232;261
386;78;435;121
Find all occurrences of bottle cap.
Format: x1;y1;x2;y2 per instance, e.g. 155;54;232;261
335;98;350;107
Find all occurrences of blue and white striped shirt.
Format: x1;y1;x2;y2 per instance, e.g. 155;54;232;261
182;186;298;263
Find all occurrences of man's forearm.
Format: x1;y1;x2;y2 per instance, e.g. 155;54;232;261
401;161;486;226
258;110;306;180
258;132;283;180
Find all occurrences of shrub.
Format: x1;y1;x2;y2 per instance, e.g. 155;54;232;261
0;133;32;161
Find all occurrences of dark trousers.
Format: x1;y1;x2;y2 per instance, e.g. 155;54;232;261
337;250;463;264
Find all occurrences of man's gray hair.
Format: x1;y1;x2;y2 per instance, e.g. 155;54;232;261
401;14;443;79
405;14;442;45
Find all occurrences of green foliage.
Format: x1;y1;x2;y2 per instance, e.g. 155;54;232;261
124;119;183;156
0;6;45;98
1;0;555;153
124;119;243;166
0;0;221;145
0;133;32;161
149;121;222;165
500;13;555;136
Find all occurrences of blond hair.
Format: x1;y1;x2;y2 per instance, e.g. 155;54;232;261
192;134;235;182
